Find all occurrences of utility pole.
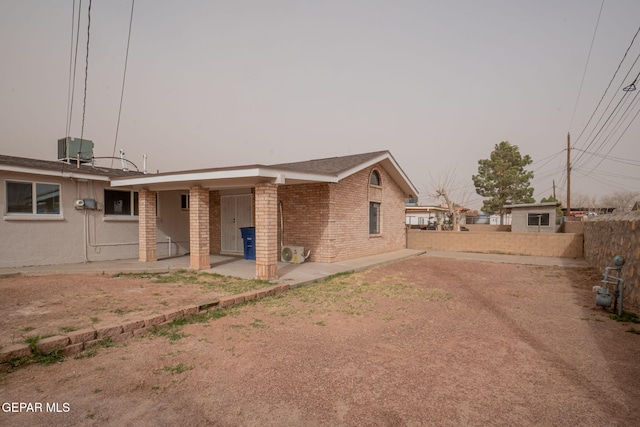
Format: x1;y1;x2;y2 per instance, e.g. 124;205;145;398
566;133;571;217
553;179;556;199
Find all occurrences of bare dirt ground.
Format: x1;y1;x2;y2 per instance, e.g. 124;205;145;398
1;256;639;426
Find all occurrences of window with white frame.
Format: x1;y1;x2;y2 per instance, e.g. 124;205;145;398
6;181;61;215
527;213;550;227
104;189;139;216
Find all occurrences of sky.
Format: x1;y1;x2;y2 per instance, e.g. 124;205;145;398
1;0;640;210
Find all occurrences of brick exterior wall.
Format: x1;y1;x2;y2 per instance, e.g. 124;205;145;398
255;183;278;280
189;186;210;270
407;230;583;258
209;191;221;254
277;165;407;263
138;189;157;262
277;183;331;262
584;211;640;310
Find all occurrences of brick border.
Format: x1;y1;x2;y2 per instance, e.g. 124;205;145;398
0;284;290;364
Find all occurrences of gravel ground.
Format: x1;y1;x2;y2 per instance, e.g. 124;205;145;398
1;255;639;426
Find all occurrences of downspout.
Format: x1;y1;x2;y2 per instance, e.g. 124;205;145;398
83;210;90;262
279;200;284;248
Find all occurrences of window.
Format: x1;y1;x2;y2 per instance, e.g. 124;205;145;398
527;213;550;226
181;194;190;210
370;170;381;186
6;181;60;215
105;190;138;216
369;202;381;234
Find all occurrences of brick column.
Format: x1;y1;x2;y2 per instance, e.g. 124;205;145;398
189;186;210;270
139;189;157;262
255;183;278;280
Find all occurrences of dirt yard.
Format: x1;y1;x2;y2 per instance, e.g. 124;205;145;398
1;256;639;426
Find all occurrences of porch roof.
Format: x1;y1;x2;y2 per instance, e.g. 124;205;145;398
111;150;419;196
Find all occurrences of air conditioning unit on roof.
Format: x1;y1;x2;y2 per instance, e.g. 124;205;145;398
281;246;305;264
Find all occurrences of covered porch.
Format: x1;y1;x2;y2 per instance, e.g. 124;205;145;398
110;166;334;280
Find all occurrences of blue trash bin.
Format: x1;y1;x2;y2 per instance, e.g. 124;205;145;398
239;227;256;260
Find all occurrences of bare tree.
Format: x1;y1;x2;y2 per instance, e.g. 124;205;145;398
566;193;599;211
599;191;639;212
429;169;471;232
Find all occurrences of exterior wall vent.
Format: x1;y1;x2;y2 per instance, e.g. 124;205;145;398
58;137;94;163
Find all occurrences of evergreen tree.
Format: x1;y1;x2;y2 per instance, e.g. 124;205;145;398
472;141;535;223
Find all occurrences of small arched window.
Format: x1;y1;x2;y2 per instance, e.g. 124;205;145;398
369;170;381;186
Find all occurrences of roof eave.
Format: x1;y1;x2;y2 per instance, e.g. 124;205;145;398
0;164;111;181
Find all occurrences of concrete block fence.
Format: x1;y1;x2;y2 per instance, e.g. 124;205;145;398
0;283;290;364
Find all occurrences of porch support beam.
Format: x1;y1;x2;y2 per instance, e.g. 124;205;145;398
139;189;157;262
189;185;210;270
255;183;278;280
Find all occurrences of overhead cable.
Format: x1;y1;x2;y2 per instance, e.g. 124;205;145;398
111;0;136;168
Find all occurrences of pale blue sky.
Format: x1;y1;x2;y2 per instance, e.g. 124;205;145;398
1;1;639;209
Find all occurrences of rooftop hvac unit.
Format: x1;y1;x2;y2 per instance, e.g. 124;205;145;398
58;137;94;163
281;246;305;264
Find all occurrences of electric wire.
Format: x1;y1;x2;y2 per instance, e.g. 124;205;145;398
571;23;640;148
111;0;136;168
572;83;636;169
573;148;640;166
577;85;639;169
80;0;92;153
64;0;76;139
582;89;640;172
568;0;604;132
67;0;83;140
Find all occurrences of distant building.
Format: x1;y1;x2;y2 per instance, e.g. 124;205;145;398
504;202;561;233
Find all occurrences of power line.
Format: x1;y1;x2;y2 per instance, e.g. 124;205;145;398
568;0;604;132
66;0;83;138
577;86;639;169
573;148;640;166
111;0;136;168
571;22;640;150
80;0;92;147
64;0;76;138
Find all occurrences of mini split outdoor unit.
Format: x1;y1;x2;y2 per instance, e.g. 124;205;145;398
281;246;305;264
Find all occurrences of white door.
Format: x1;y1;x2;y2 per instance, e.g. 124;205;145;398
221;194;253;253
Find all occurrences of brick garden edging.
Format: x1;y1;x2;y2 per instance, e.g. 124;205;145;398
0;283;290;364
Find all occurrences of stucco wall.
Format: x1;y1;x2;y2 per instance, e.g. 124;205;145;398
407;230;583;258
584;211;640;310
1;172;138;267
1;172;192;268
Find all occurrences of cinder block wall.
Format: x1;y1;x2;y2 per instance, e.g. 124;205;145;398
584;211;640;310
407;230;583;258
